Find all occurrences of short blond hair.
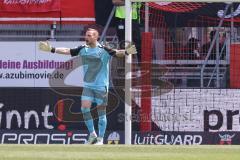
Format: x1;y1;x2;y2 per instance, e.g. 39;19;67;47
86;28;99;38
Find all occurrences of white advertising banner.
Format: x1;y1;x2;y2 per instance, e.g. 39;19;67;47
150;89;240;132
0;41;84;87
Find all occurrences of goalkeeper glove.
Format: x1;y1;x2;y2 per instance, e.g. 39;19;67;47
39;41;54;53
125;44;137;55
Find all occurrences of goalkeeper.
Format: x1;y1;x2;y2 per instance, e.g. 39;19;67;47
39;28;136;145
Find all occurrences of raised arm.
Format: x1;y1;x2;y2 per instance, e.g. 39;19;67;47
39;41;71;55
104;44;137;57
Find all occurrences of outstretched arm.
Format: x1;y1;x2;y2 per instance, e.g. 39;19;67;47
39;41;71;55
116;45;137;57
104;44;137;57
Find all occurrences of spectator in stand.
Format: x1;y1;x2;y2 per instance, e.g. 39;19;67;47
183;37;200;59
113;0;142;64
200;30;225;60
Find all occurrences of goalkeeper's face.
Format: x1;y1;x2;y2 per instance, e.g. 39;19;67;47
85;30;99;47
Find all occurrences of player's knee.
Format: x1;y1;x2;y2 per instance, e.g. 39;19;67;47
81;107;90;113
81;107;92;120
97;106;106;117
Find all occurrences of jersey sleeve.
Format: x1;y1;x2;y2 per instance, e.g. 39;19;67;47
103;45;117;57
70;45;85;57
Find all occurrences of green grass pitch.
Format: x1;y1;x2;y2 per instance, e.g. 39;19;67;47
0;145;239;160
